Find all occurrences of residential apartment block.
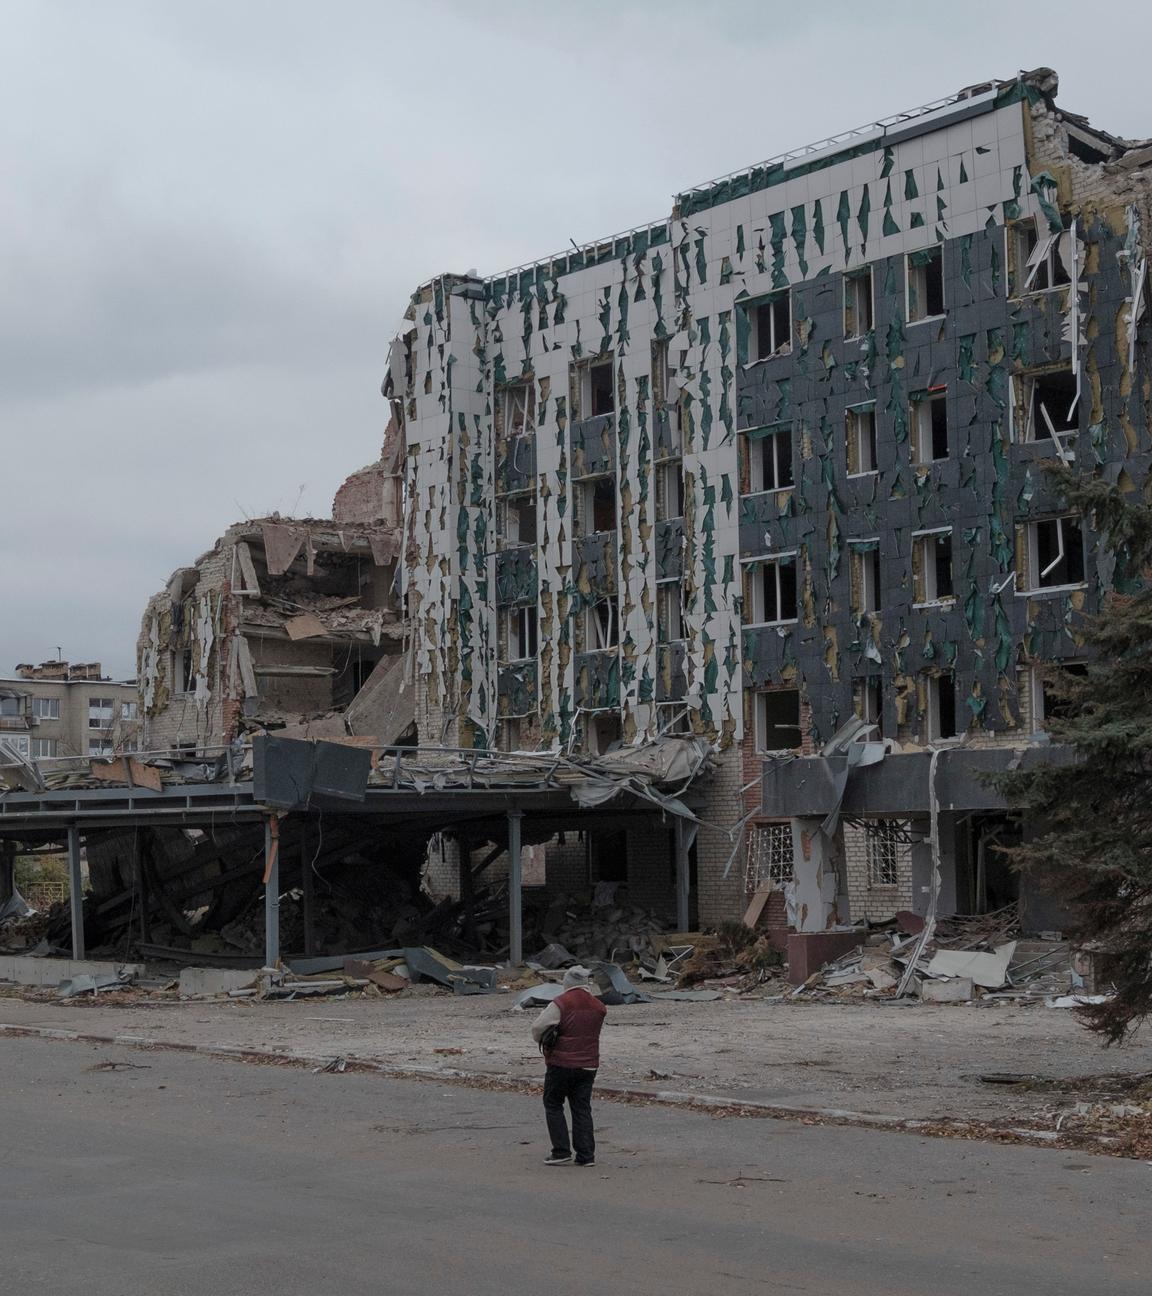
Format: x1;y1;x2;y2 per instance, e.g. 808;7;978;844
385;67;1152;931
0;661;140;761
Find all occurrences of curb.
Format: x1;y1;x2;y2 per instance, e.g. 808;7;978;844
0;1022;1098;1152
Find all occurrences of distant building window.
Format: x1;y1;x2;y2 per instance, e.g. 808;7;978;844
88;697;115;730
846;405;877;475
907;247;944;322
89;739;114;756
0;695;24;718
913;530;954;605
745;426;794;494
911;389;949;463
121;738;139;754
753;292;792;359
754;689;802;754
750;821;794;886
866;820;906;888
0;734;30;758
32;697;60;720
120;700;138;722
30;738;57;759
746;554;799;625
506;606;538;662
1019;516;1086;592
844;268;874;338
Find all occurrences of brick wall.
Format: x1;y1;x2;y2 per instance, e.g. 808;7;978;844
843;822;914;921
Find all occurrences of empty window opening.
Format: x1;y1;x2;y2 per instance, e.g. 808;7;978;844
754;689;802;754
501;493;538;546
913;531;954;604
507;605;538;661
585;599;619;651
657;582;685;643
866;820;906;888
747;555;799;624
651;339;670;408
578;476;617;535
589;359;615;416
907;247;945;322
589;712;623;756
844;268;874;337
912;390;949;463
1031;661;1089;731
1022;369;1078;455
174;650;194;694
1013;223;1070;294
1023;516;1086;591
850;542;882;613
499;382;535;437
927;673;959;740
854;677;884;738
745;426;794;494
754;293;792;360
846;405;878;475
749;821;794;886
655;459;685;520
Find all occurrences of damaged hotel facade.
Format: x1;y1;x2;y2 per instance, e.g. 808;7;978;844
380;67;1152;934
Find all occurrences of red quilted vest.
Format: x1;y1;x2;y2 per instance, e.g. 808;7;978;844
546;988;607;1069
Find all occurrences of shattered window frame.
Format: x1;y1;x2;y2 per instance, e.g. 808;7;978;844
853;677;884;738
849;540;882;614
743;552;799;626
576;474;618;536
498;380;536;438
846;403;878;476
753;688;802;755
584;598;620;652
926;672;959;741
656;579;686;644
906;246;945;323
750;291;792;361
655;702;692;735
1019;515;1087;594
910;389;949;464
912;528;955;606
499;491;538;547
743;424;794;495
1015;367;1079;452
654;458;685;521
1008;221;1071;297
844;267;875;339
505;604;539;662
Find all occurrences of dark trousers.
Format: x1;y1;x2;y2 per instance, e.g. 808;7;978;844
543;1065;597;1161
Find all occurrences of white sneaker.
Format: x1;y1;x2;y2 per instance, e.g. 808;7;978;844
543;1153;573;1165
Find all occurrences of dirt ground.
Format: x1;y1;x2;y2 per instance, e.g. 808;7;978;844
1;986;1148;1128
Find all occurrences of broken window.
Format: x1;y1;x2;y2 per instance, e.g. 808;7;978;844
744;425;794;494
656;581;685;644
654;459;685;521
749;821;793;886
746;555;799;625
578;475;617;535
1018;368;1078;457
753;292;792;360
907;246;944;322
754;688;802;753
506;605;538;661
849;541;882;613
172;650;194;695
912;530;954;604
846;404;877;476
927;673;959;740
1030;661;1089;732
1020;516;1086;591
866;820;905;888
498;382;535;438
854;677;884;738
588;712;622;756
651;339;670;408
570;356;616;421
87;697;114;730
1011;222;1070;296
32;697;60;720
656;702;692;735
844;268;874;337
585;599;619;651
500;492;538;546
911;390;949;463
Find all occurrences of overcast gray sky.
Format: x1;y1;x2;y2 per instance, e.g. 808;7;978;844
2;0;1149;679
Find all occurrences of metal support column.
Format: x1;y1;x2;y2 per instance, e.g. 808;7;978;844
674;817;691;933
458;833;477;948
300;826;314;958
0;840;15;906
263;817;280;967
507;808;523;967
68;825;85;960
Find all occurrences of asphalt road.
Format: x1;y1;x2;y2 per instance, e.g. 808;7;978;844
1;1037;1146;1296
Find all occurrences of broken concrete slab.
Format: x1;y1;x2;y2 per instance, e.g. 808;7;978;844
0;955;146;989
921;976;974;1003
179;967;258;997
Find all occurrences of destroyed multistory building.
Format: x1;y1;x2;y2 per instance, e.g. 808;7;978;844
137;424;414;754
385;68;1152;933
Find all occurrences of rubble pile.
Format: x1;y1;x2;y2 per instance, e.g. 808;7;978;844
533;892;669;964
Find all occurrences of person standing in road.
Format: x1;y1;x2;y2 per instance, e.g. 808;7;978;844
530;966;607;1166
